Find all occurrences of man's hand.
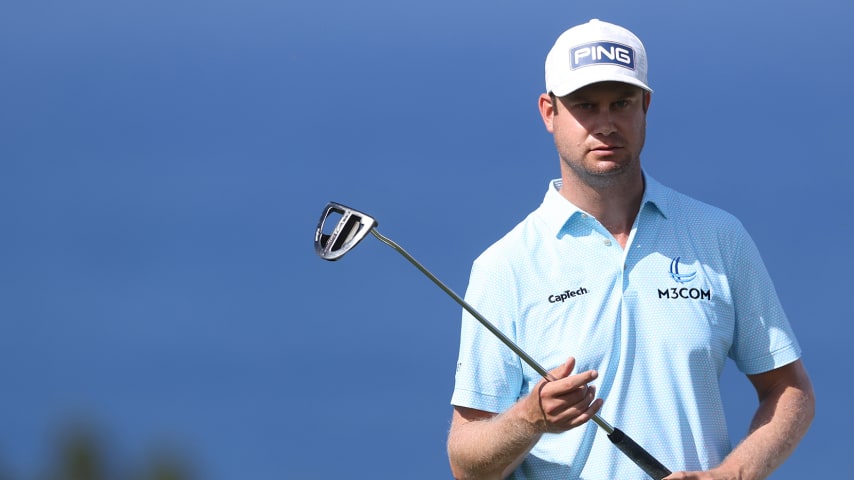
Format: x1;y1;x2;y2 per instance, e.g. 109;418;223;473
663;469;740;480
448;356;605;479
524;357;604;434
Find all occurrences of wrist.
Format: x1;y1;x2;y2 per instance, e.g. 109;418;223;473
511;387;550;435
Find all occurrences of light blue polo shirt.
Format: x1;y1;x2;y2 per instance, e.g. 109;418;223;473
451;174;801;479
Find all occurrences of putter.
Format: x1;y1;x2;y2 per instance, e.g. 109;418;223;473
314;201;672;480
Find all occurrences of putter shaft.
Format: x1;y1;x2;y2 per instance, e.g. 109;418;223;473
316;203;670;479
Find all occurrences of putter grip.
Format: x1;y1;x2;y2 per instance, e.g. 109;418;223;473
607;428;671;479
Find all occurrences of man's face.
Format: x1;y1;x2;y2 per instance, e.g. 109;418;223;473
540;81;649;186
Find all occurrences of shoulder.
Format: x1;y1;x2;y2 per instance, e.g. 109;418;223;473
654;180;748;237
472;208;546;273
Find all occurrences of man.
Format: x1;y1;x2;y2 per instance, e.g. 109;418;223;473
447;19;814;480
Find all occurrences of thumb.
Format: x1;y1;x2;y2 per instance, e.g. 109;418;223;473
547;356;576;381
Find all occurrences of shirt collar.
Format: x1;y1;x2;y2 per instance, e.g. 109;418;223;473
538;171;671;237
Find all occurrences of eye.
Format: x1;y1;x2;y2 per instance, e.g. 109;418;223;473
613;99;630;109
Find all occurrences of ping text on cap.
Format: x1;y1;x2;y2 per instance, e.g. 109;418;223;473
570;41;635;70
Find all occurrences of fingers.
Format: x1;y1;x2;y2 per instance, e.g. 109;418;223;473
662;472;700;480
547;356;577;381
534;357;603;433
547;357;599;395
663;470;723;479
539;384;603;432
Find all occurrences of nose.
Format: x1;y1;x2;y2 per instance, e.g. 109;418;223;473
593;110;617;136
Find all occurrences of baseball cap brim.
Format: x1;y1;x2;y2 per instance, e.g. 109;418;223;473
550;75;652;97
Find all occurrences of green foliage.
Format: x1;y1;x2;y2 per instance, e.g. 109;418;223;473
3;422;194;480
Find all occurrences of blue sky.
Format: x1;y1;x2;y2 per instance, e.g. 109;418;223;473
1;0;852;478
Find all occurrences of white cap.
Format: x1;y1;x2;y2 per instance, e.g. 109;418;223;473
545;19;651;96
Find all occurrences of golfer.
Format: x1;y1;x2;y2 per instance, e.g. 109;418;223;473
447;19;815;479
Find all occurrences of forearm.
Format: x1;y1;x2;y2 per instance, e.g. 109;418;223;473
447;402;543;480
448;359;602;479
717;376;815;479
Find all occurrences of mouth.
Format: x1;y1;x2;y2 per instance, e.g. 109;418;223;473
590;145;622;154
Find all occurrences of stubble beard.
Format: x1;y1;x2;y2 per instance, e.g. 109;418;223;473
557;126;646;190
558;148;642;190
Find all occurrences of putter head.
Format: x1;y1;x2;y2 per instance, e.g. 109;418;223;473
314;202;378;261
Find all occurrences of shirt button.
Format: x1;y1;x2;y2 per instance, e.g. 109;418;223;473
581;213;588;219
603;239;612;246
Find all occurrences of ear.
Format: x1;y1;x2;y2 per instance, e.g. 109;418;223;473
643;91;651;113
538;93;556;133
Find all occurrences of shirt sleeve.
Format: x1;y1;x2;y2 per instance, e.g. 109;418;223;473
728;224;801;375
450;253;525;413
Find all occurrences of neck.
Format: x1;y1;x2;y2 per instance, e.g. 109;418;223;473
559;169;644;248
